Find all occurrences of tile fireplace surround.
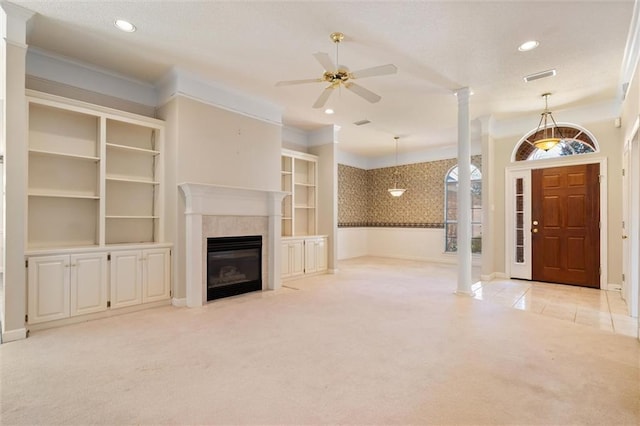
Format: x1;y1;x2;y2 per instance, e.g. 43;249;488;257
179;183;287;307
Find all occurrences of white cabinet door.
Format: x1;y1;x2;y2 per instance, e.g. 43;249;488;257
315;237;328;272
281;242;292;278
110;250;142;309
290;240;304;277
70;253;108;316
143;248;170;303
304;239;317;274
282;240;304;279
28;255;70;324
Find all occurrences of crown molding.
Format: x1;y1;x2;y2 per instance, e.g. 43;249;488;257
620;0;640;100
156;67;283;126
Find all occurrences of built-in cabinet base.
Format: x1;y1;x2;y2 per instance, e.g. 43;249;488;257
26;244;171;327
282;236;327;280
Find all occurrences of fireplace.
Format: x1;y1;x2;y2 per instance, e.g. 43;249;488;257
207;235;262;301
179;183;286;307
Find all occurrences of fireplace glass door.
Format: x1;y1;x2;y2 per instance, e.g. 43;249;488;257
207;236;262;301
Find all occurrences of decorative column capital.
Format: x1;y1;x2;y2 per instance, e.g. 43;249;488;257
454;87;472;103
1;2;35;45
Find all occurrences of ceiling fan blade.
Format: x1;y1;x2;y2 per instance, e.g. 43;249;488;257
351;64;398;79
313;52;336;71
344;82;382;103
312;87;334;109
275;78;323;87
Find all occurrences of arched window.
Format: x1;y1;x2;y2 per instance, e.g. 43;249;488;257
444;165;482;253
513;125;598;161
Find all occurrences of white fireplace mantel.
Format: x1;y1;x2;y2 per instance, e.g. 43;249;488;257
179;182;287;307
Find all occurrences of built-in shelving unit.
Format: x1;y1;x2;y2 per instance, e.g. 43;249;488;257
281;149;317;237
25;91;171;328
280;149;327;280
26;91;164;249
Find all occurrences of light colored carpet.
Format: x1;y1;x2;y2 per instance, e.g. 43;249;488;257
1;257;639;425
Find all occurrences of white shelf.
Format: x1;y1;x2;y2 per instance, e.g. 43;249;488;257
295;205;314;209
29;149;100;162
106;176;160;185
106;215;159;219
294;182;315;187
29;192;100;200
106;143;159;156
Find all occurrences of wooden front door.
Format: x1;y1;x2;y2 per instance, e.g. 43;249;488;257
531;164;600;288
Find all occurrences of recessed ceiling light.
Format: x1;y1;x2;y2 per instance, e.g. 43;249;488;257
324;108;334;115
114;19;136;33
518;40;539;52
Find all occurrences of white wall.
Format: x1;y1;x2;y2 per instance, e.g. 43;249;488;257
158;95;282;302
338;227;478;266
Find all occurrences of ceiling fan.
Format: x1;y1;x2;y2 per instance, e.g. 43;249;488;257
275;32;398;109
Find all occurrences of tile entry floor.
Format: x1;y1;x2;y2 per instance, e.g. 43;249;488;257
472;279;638;337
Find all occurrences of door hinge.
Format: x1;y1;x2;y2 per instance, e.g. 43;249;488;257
170;290;172;297
622;273;625;282
25;314;28;322
107;254;111;261
622;220;626;230
25;259;28;268
622;169;626;177
107;301;111;308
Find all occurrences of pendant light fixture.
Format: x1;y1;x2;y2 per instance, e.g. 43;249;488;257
388;136;406;197
532;93;564;151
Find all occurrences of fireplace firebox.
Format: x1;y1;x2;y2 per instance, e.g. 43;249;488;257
207;235;262;301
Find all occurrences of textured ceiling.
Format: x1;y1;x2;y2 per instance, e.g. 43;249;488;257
10;0;635;157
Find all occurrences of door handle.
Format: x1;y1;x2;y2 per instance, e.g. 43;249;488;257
532;228;538;233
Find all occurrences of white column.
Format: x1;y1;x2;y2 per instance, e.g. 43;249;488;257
455;88;474;296
185;213;203;307
267;191;285;290
1;3;34;342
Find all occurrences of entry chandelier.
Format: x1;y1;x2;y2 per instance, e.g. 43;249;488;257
532;93;564;151
388;136;406;197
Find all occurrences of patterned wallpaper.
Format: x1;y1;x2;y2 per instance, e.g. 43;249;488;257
338;156;482;227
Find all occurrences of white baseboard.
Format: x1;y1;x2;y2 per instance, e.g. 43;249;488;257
480;272;508;281
172;298;187;307
607;284;622;291
2;327;27;343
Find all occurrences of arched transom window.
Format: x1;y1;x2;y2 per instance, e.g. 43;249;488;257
514;125;598;161
444;165;482;253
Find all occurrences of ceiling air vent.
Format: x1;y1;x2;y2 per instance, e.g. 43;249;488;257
354;119;371;126
524;69;557;83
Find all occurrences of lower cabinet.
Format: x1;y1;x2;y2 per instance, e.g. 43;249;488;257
110;248;171;309
304;237;327;274
27;253;108;324
282;239;304;279
282;236;328;280
27;245;171;325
